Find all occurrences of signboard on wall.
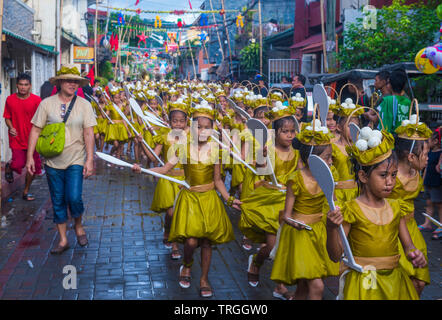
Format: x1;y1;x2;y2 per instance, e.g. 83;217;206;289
73;46;94;64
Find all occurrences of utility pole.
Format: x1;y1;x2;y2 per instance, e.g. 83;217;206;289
94;0;99;77
325;0;337;73
0;0;4;210
320;0;328;72
258;0;262;75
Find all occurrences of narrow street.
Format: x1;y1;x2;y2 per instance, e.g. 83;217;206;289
0;156;440;300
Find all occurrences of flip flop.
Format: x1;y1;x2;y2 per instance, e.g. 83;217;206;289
199;286;213;298
418;225;433;232
273;290;295;300
171;250;182;260
247;254;259;287
22;193;35;201
431;228;442;240
179;265;191;289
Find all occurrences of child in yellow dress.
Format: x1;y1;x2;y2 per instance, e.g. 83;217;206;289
138;98;189;260
331;106;364;203
133;103;241;298
270;121;339;300
105;88;131;160
388;116;432;296
326;128;427;300
240;105;300;298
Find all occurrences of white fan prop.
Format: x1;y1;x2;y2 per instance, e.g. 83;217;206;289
96;152;189;188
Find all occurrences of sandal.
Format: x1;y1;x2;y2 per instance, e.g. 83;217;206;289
50;243;70;255
273;290;295;300
242;236;252;251
5;163;13;183
22;193;35;201
179;265;191;289
163;239;172;249
432;228;442;240
199;286;213;298
247;254;259;287
171;249;182;260
77;234;88;247
418;225;434;232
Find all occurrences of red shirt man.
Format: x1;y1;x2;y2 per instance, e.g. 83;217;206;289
3;74;42;200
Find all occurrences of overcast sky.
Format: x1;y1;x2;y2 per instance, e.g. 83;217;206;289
94;0;205;24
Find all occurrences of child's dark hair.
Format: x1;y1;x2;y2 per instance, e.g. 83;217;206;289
298;143;330;167
253;106;268;118
169;109;187;120
351;152;398;193
272;116;296;133
394;136;425;160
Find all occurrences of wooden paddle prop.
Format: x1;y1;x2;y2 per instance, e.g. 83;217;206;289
421;212;442;228
246;118;281;189
210;134;258;175
107;96;165;166
349;122;360;143
313;84;330;127
96;152;188;188
84;93;114;124
127;98;159;135
227;97;251;120
308;155;364;273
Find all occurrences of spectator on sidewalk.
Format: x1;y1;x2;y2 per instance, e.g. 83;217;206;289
3;73;42;201
290;74;307;122
26;64;97;255
365;70;410;133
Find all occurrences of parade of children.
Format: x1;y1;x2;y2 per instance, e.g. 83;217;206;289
9;67;440;301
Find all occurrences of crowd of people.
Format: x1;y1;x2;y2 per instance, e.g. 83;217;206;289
2;64;441;300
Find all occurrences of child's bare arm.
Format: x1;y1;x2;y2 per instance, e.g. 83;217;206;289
398;218;427;268
326;207;349;262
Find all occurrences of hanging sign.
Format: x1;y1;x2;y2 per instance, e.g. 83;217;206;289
73;46;94;64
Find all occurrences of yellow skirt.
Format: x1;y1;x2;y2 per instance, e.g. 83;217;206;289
343;267;419;300
398;215;430;284
169;188;235;245
143;129;155;148
231;164;245;188
151;174;185;213
270;221;339;285
105;122;129;142
239;185;284;243
240;170;262;201
98;118;107;134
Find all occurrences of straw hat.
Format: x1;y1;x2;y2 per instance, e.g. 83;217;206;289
49;64;89;86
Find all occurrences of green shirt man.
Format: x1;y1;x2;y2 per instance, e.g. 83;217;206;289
376;95;410;133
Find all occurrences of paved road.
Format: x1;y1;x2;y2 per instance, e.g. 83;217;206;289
0;158;440;300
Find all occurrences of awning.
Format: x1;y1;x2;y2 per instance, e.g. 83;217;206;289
290;26;343;50
290;33;322;49
301;42;323;53
3;28;58;55
62;28;88;47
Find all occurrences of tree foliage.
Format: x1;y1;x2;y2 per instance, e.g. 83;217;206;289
240;42;261;71
338;0;439;70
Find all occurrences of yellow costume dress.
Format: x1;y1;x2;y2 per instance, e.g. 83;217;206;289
332;143;359;203
339;199;419;300
91;101;107;135
105;103;129;142
230;122;246;189
239;146;299;243
169;141;235;245
388;172;430;284
270;170;339;285
141;106;157;149
151;128;186;213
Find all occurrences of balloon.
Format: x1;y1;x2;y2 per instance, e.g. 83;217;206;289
437;4;442;20
415;48;439;74
424;44;442;69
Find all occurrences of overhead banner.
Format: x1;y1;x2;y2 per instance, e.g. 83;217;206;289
73;46;94;64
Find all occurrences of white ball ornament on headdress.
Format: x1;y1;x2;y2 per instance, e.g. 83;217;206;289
360;127;373;140
345;98;353;104
368;136;381;148
371;130;383;141
409;114;419;124
401;119;410;126
355;139;368;151
295;93;301;98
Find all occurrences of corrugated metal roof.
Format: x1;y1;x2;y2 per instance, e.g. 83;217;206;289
3;28;58;55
